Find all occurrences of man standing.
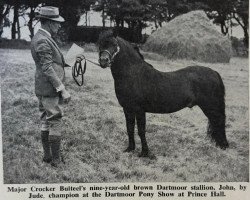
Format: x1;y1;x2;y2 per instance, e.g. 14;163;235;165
31;6;70;167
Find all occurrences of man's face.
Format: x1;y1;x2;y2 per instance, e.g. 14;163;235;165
49;20;61;35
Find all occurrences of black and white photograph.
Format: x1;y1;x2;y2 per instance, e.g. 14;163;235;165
0;0;249;199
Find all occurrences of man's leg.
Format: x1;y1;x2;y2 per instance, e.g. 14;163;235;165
41;96;63;167
39;98;52;163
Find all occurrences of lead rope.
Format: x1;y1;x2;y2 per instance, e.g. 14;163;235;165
72;56;100;86
71;43;119;86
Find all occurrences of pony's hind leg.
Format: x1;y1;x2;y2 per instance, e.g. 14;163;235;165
123;109;136;152
136;111;149;157
200;105;229;149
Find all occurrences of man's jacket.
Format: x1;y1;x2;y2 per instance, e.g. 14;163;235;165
31;29;65;97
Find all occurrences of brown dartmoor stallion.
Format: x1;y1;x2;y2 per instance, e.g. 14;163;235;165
97;30;229;157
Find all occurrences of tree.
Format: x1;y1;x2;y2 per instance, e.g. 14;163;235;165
117;0;148;41
0;3;11;38
202;0;233;35
92;0;109;27
107;0;149;41
81;0;96;26
1;0;38;39
24;0;42;39
145;0;168;29
0;0;21;39
11;0;21;39
232;0;248;47
45;0;95;41
93;0;148;41
144;0;209;30
201;0;248;47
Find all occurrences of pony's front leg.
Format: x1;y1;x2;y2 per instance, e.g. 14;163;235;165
123;109;135;152
136;111;149;157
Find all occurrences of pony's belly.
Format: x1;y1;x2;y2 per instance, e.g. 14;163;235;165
142;100;189;113
117;92;193;113
145;105;186;114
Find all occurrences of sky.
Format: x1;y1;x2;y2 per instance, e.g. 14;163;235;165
2;10;244;41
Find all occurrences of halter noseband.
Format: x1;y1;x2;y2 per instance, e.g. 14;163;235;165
99;39;120;66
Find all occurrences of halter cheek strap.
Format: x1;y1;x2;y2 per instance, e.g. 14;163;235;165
110;38;120;62
111;46;120;61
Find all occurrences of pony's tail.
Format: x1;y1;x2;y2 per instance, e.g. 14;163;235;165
200;70;229;149
217;71;225;99
208;71;228;149
216;71;225;114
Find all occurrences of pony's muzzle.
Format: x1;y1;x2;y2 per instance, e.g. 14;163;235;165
99;56;111;68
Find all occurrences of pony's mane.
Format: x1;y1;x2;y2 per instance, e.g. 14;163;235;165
116;37;144;61
98;30;145;62
133;45;144;60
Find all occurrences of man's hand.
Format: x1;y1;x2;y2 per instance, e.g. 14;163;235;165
76;54;85;63
61;88;71;103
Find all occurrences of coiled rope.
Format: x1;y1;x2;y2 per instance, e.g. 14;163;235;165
72;56;100;86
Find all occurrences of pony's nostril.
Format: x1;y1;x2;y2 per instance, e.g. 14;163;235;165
100;57;109;63
99;57;109;67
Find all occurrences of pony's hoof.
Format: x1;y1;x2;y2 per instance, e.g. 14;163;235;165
139;151;149;157
42;157;52;163
217;141;229;150
148;154;157;160
220;143;229;150
139;152;156;160
124;147;135;152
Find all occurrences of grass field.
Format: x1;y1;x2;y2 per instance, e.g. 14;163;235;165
0;48;248;183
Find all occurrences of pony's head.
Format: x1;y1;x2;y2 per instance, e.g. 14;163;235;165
97;30;120;68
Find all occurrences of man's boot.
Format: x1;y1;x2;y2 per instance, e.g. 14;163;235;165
41;131;52;163
49;135;62;167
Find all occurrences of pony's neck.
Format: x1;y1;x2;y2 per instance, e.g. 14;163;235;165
111;37;143;75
